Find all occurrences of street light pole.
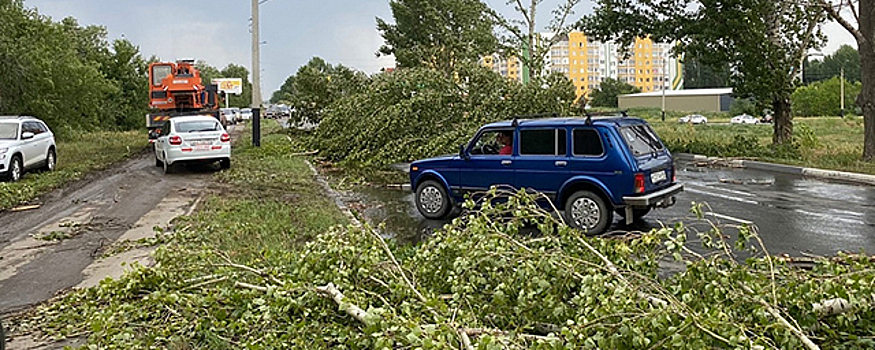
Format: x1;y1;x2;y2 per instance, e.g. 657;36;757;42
251;0;262;147
841;66;845;117
661;55;667;121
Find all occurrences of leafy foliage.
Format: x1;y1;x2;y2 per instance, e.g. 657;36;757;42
305;65;576;167
0;1;149;137
803;44;860;84
589;78;640;108
269;57;370;124
376;0;498;75
792;77;861;117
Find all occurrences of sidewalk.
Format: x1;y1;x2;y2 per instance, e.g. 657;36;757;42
676;153;875;186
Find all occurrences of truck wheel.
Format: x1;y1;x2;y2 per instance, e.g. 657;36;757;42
415;180;451;219
564;190;612;235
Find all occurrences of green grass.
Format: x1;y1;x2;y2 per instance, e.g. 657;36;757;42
0;130;147;211
623;108;875;175
16;120;351;349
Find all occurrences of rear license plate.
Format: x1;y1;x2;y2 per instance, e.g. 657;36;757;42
650;170;667;183
194;144;210;151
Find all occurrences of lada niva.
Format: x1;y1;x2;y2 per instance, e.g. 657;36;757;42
409;114;683;235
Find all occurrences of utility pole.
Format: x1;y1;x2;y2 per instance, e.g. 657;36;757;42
661;55;667;122
251;0;262;147
840;66;845;118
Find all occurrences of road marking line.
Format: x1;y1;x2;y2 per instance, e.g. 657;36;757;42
685;186;759;205
706;212;754;225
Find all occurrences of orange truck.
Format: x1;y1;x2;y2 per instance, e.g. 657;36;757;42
146;59;223;140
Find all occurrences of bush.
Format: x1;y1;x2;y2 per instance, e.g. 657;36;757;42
792;77;861;117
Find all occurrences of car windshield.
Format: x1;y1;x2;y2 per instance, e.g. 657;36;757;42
176;121;220;133
0;123;18;140
620;124;665;156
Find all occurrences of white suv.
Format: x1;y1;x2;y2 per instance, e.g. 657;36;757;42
0;116;57;182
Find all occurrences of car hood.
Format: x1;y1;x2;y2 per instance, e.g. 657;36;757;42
411;154;457;166
0;140;18;149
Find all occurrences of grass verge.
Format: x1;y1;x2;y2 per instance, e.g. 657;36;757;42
12;120;351;348
0;130;148;211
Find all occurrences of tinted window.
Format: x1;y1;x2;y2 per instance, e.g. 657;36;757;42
37;122;49;133
620;124;665;156
176;121;221;133
469;129;512;155
520;129;566;156
573;128;604;156
23;122;40;134
0;123;18;140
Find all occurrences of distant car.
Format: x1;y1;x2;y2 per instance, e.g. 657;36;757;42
760;114;773;123
730;114;758;124
154;115;231;174
679;114;708;124
240;108;252;121
220;108;237;125
0;116;57;182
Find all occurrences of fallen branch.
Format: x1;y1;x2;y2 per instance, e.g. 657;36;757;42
315;282;371;325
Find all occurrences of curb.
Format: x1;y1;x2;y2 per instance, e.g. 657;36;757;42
676;153;875;186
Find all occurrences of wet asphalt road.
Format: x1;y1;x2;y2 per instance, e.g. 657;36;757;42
354;160;875;257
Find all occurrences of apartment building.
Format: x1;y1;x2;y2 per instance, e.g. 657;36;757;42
485;32;682;101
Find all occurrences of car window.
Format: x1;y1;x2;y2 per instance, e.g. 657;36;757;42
37;122;49;133
176;120;221;133
620;124;665;156
520;128;566;156
22;121;40;135
573;128;604;156
469;129;511;155
0;123;18;140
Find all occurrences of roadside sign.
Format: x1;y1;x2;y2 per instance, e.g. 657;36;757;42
213;78;243;95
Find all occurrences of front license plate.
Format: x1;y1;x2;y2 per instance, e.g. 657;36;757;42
650;170;667;183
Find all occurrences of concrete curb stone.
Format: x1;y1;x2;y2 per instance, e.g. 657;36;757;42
676;153;875;186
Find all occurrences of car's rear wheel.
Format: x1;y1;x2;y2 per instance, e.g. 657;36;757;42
162;153;171;174
43;148;56;172
219;158;231;170
415;180;451;219
564;190;612;235
6;156;22;182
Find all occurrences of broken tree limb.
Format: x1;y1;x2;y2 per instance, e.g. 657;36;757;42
315;282;372;325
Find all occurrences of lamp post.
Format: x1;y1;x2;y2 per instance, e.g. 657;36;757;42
251;0;262;147
840;66;845;117
661;55;667;122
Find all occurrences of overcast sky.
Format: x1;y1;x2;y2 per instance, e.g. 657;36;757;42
24;0;856;100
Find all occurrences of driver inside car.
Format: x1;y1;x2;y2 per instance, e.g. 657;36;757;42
497;131;512;155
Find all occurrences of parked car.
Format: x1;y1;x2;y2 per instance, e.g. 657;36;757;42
220;108;237;125
154;115;231;174
0;116;57;182
760;114;773;123
240;108;253;121
409;114;684;235
679;114;708;124
730;113;758;124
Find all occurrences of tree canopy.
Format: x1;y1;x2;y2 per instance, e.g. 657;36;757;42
589;78;640;108
376;0;498;76
581;0;825;145
803;45;860;84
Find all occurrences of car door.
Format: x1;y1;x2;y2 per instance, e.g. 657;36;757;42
512;127;569;200
458;128;515;194
20;122;41;168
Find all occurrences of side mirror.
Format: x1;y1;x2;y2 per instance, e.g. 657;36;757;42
459;144;469;160
21;132;34;140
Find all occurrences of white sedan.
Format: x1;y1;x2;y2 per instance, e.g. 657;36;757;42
679;114;708;124
730;114;759;124
154;115;231;173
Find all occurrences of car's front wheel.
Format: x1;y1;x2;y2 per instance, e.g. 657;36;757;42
415;180;452;219
564;190;612;235
6;156;22;182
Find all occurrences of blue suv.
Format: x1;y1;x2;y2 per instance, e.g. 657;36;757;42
409;115;683;235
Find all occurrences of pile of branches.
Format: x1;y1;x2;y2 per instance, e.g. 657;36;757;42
15;190;875;349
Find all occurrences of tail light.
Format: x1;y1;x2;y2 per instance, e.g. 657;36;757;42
672;167;676;182
220;133;230;142
634;173;645;193
169;135;182;145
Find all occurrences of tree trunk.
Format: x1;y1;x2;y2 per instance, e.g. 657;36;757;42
773;95;793;145
860;0;875;160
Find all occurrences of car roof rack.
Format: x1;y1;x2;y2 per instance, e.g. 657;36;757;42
511;112;560;127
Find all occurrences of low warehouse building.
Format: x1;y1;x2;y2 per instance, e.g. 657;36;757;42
618;88;734;112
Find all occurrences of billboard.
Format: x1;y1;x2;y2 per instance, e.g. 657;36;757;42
213;78;243;95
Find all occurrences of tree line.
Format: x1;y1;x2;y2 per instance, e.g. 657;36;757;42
0;0;251;140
